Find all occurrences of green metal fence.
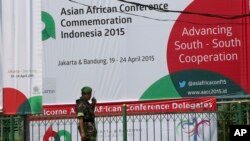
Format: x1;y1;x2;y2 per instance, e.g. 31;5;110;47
0;116;24;141
0;100;250;141
217;99;250;141
28;112;217;141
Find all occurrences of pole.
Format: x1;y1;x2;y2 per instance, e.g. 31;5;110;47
122;104;127;141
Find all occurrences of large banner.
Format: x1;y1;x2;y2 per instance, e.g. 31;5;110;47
42;0;250;104
30;97;217;141
1;0;42;114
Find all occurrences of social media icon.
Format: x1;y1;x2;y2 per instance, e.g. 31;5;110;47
179;81;186;88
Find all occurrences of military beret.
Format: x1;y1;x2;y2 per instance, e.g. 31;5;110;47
81;86;92;95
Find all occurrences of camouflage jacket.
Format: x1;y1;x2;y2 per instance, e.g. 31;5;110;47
76;97;95;122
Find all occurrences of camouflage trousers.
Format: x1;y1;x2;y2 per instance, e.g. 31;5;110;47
79;122;97;141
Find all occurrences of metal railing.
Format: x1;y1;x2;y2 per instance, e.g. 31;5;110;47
0;100;249;141
217;99;250;141
28;112;217;141
0;116;24;141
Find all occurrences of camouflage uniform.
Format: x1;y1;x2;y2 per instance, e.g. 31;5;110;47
76;97;97;141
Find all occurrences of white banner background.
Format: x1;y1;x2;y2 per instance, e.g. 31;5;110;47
0;0;3;110
1;0;42;114
42;0;192;104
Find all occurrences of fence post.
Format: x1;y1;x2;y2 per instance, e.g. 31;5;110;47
247;103;250;124
237;102;243;124
122;104;127;141
24;115;30;141
10;116;14;141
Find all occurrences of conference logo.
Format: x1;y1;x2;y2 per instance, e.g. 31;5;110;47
176;117;210;141
43;125;71;141
42;11;56;41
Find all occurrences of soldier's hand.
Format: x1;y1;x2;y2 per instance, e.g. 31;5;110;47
92;97;97;104
81;133;86;141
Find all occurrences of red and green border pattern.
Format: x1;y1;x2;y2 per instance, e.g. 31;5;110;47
3;88;42;115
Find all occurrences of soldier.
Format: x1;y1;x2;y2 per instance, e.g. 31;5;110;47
76;86;97;141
